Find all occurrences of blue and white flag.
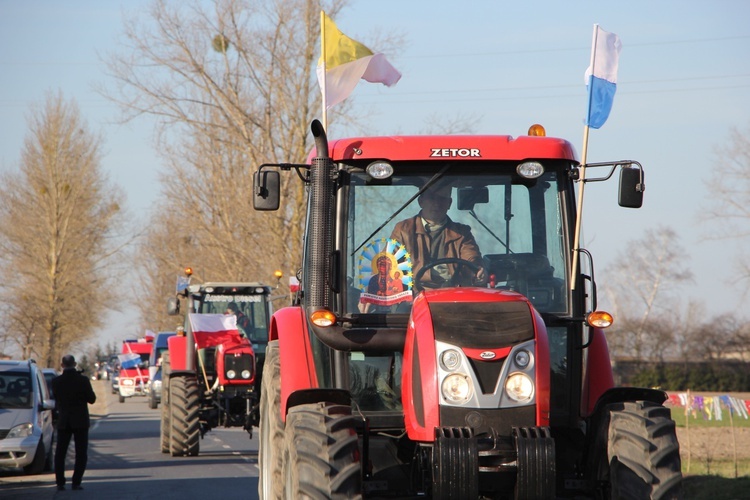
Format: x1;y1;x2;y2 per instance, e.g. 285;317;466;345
584;25;621;129
176;275;190;293
118;352;141;369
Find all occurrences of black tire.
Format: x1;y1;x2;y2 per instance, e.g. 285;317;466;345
169;375;201;457
43;434;54;472
149;390;158;409
282;402;362;499
23;439;46;475
160;354;171;453
603;401;683;499
258;340;284;499
119;393;125;403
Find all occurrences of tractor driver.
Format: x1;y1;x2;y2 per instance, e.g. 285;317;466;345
226;302;251;337
390;182;486;289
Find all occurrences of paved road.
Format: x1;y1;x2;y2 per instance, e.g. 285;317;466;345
0;380;261;499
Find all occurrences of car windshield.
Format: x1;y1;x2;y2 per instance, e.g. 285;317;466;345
344;166;569;315
0;372;32;409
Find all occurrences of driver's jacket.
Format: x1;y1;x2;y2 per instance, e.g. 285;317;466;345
390;214;483;287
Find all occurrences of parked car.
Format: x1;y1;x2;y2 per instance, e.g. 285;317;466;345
147;331;175;409
148;368;163;409
110;367;120;394
41;367;60;423
41;368;60;398
0;360;55;474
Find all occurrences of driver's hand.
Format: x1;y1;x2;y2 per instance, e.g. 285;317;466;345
475;266;487;284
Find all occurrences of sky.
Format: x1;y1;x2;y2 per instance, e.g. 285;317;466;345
1;1;749;351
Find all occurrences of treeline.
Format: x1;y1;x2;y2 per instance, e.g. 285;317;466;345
616;360;750;392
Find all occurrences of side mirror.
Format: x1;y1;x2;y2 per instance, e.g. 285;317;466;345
254;169;280;211
457;186;489;211
41;399;55;411
618;164;645;208
167;296;180;316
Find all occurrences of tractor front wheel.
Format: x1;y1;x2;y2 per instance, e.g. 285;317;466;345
603;401;682;499
258;340;284;499
282;402;362;499
168;375;201;457
160;355;171;453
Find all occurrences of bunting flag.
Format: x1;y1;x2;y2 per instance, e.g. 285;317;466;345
189;313;243;349
584;25;621;129
666;392;750;420
317;12;401;109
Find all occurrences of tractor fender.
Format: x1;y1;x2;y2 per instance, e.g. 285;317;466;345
270;306;319;420
531;307;551;427
582;327;615;417
402;293;440;442
167;335;188;371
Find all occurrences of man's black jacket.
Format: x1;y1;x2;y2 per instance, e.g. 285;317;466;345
51;368;96;430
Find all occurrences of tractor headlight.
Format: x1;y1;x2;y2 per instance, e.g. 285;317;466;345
366;160;393;179
505;372;534;402
226;369;236;379
241;369;251;379
440;349;461;371
441;373;472;404
514;350;531;368
517;161;544;179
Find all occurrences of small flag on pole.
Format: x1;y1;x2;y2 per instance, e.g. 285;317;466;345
317;12;401;109
189;314;243;349
118;352;141;369
584;25;621;129
176;275;190;293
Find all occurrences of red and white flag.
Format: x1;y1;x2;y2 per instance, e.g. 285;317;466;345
189;313;242;349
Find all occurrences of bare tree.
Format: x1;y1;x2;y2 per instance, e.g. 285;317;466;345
99;0;362;328
0;92;127;366
604;226;693;361
702;122;750;291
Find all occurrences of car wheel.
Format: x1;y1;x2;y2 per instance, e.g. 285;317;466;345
23;439;46;475
43;435;54;472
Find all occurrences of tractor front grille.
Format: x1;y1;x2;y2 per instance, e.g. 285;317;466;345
224;353;253;380
429;301;534;348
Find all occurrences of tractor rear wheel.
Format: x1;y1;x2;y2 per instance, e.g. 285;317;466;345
169;375;201;457
282;402;362;499
603;401;682;499
258;340;283;499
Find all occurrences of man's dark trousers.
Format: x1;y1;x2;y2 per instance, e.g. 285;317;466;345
55;426;89;487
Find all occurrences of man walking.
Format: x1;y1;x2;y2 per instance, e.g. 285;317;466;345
51;354;96;491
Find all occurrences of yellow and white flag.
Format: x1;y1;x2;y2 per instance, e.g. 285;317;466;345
317;12;401;109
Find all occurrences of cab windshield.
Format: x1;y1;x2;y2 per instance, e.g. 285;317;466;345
197;294;270;345
344;165;570;316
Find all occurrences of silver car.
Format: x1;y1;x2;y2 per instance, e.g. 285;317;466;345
0;360;55;474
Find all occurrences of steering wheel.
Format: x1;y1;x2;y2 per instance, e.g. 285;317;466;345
413;257;483;293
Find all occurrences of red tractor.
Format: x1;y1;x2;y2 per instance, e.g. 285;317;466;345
160;312;258;457
253;121;682;498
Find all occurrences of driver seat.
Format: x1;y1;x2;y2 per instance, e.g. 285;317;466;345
486;253;563;309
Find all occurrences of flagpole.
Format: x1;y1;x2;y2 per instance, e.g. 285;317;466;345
320;10;328;132
570;24;599;291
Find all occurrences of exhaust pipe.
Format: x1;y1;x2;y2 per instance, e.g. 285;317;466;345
306;120;334;310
